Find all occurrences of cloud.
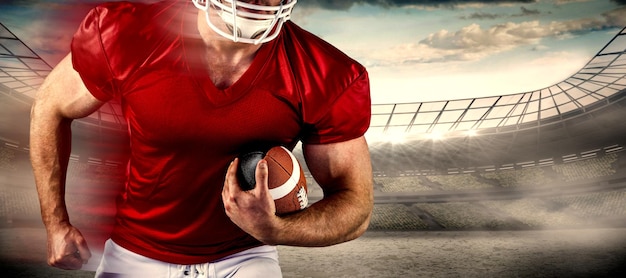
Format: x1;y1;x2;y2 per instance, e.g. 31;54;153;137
517;6;540;16
298;0;537;10
2;0;164;65
18;17;76;65
459;6;542;20
461;11;502;20
0;0;39;5
602;5;626;26
362;6;626;66
0;1;106;65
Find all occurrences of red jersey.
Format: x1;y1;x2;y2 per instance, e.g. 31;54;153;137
71;1;370;264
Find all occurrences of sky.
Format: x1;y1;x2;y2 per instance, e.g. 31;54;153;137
1;0;625;104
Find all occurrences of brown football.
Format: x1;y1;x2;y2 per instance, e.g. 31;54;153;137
237;146;308;215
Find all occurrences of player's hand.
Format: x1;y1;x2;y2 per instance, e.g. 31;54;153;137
222;158;282;244
45;222;91;270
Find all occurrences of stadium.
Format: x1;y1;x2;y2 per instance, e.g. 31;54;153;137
1;17;626;278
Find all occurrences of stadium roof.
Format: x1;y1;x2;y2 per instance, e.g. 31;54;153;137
0;22;126;131
369;26;626;142
0;22;50;100
1;22;625;141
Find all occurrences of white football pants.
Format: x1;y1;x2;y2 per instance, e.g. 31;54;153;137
95;239;282;278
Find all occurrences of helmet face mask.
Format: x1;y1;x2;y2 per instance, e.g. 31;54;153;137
192;0;297;45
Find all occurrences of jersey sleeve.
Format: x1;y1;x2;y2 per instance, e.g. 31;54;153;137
301;70;371;144
70;2;138;101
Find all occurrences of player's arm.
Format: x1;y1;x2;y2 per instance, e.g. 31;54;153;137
223;136;374;246
287;136;374;245
30;53;104;269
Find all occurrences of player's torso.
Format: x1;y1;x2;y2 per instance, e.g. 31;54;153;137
109;17;306;261
114;25;306;203
121;44;302;160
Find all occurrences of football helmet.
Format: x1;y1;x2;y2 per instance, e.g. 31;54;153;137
192;0;297;44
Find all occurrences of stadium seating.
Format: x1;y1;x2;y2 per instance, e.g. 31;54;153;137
552;153;618;182
2;143;625;232
364;150;625;230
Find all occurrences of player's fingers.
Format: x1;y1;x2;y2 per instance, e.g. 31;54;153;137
224;158;239;194
222;158;242;213
63;255;83;270
76;239;91;263
254;159;276;215
51;250;83;270
231;158;244;192
254;159;271;200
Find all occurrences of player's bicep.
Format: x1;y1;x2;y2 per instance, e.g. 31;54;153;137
302;136;373;195
32;53;104;121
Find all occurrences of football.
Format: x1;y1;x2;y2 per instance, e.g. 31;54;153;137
237;146;308;215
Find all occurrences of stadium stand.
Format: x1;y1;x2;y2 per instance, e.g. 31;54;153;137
479;198;588;229
374;176;435;192
369;204;430;230
0;147;16;172
412;202;520;230
550;190;626;219
481;166;560;188
425;174;494;190
552;153;619;181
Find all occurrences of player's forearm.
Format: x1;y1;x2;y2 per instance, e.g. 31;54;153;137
264;183;373;247
262;137;374;246
30;103;73;229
